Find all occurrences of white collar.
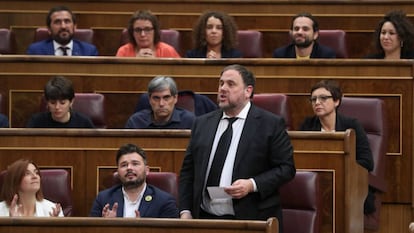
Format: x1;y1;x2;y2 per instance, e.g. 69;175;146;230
53;40;73;52
222;101;251;120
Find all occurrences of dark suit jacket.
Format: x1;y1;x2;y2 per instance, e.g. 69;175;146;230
179;104;295;220
364;50;414;59
26;39;98;56
134;91;217;116
300;113;374;171
272;42;336;58
89;184;179;218
0;114;8;128
186;46;242;58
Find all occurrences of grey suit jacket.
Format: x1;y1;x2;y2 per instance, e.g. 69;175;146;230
179;103;295;220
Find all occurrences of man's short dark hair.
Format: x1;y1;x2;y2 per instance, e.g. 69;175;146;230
221;64;256;98
291;12;319;32
116;143;147;165
46;6;76;28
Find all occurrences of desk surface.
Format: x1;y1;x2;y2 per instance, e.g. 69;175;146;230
0;217;278;233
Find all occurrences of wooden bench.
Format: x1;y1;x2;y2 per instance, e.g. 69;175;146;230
0;217;278;233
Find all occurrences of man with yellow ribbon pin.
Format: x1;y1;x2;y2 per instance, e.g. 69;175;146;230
90;143;178;218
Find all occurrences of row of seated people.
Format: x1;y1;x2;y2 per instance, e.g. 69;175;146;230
0;26;345;58
0;157;322;233
0;63;386;230
1;7;413;59
0;76;387;229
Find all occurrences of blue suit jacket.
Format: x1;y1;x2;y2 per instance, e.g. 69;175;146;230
27;39;98;56
90;184;179;218
272;42;336;58
0;114;9;128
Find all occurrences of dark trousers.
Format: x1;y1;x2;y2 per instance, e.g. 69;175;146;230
199;206;283;233
199;208;236;219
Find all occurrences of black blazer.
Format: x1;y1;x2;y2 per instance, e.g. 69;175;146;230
364;50;414;59
272;42;336;58
179;104;295;220
300;113;374;171
185;46;242;58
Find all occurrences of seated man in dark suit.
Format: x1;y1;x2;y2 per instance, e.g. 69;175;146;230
135;90;218;117
125;76;195;129
0;114;8;128
27;6;98;56
273;12;335;59
90;143;179;218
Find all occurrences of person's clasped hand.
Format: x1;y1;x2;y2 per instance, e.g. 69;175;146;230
207;50;217;59
49;203;62;217
137;48;155;57
9;194;23;216
409;222;414;233
102;202;140;218
224;179;254;199
102;202;118;218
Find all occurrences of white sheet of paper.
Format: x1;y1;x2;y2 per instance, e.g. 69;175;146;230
207;186;232;199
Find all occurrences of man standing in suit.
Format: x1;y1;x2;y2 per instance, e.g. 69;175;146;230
273;12;335;59
90;143;178;218
27;6;98;56
179;64;295;232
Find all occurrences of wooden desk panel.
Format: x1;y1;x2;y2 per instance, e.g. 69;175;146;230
0;129;366;233
0;217;278;233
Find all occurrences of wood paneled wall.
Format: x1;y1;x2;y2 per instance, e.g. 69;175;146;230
1;0;414;57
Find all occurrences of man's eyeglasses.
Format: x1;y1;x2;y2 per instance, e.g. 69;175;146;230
309;95;333;103
133;27;154;34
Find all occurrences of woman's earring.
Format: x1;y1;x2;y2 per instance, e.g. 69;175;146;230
401;41;404;47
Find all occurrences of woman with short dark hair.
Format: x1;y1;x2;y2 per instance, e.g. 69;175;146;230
26;76;95;128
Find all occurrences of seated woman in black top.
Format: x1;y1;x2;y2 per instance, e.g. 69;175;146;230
26;76;95;128
186;10;242;58
299;80;375;214
365;10;414;59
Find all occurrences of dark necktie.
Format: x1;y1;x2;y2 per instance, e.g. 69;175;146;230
206;117;238;187
59;47;68;56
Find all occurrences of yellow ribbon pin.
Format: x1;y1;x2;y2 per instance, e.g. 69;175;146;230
145;195;152;202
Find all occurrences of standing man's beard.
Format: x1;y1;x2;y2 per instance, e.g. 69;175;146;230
293;38;314;48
